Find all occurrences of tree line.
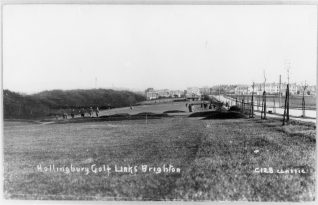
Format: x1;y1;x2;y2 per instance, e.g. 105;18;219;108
3;89;146;119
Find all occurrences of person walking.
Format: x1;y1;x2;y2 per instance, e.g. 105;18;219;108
80;108;85;118
89;107;93;117
71;109;75;118
95;107;99;117
188;104;192;112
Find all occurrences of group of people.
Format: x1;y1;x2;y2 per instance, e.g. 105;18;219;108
57;107;100;119
185;102;216;112
77;107;100;118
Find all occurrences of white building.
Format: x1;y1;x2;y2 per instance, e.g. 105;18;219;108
170;90;184;98
235;82;300;95
186;87;201;96
234;86;249;95
146;89;183;100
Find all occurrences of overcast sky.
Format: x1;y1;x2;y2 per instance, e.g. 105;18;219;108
3;4;317;94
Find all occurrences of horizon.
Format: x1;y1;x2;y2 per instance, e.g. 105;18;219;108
3;5;317;94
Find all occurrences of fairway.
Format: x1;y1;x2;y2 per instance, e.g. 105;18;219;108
3;102;316;201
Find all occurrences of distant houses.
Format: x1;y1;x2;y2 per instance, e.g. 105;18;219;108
145;82;316;101
145;88;184;100
185;87;201;99
234;83;316;96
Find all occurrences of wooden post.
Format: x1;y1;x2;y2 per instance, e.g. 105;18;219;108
251;82;255;118
261;91;266;119
286;85;289;122
273;97;276;113
262;71;267;120
301;83;308;117
302;92;306;117
282;84;289;125
261;97;264;119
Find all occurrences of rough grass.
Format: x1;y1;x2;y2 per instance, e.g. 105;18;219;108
4;118;203;200
3;114;316;201
173;118;315;201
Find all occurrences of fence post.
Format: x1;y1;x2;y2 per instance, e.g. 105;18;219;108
263;91;266;119
251;83;255;118
282;84;290;125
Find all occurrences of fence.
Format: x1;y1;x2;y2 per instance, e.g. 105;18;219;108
221;95;316;118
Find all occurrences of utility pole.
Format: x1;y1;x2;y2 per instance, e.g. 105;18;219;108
261;71;267;119
283;65;290;125
279;74;282;107
301;81;308;117
250;82;255;118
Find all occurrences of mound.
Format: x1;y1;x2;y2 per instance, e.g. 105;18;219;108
203;111;247;119
163;110;186;113
189;111;246;119
133;112;169;118
188;111;216;118
99;113;130;118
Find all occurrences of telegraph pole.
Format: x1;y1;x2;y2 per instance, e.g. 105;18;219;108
279;75;281;107
283;65;290;125
301;81;308;117
250;82;255;118
262;71;267;119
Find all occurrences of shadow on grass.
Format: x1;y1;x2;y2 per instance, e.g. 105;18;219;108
189;111;247;120
53;112;170;124
163;110;186;114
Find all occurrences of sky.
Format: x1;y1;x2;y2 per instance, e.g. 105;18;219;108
2;4;317;94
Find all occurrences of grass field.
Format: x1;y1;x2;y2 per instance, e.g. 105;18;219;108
3;103;316;201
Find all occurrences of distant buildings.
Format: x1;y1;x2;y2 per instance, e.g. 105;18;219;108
186;87;201;98
234;83;315;96
307;85;316;95
145;88;184;100
234;85;250;95
145;82;315;100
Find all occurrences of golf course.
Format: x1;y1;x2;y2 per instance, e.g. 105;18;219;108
3;101;316;201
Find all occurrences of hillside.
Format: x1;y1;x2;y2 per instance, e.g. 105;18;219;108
3;89;146;119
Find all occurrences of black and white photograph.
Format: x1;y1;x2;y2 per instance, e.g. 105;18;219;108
1;0;317;201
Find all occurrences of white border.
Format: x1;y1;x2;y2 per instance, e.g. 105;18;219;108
0;1;317;204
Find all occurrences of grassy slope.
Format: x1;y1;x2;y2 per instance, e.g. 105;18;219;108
4;115;316;200
4;118;203;200
175;118;315;201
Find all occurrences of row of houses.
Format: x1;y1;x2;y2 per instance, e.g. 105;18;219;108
145;87;203;100
234;83;316;96
145;88;184;100
145;83;316;100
